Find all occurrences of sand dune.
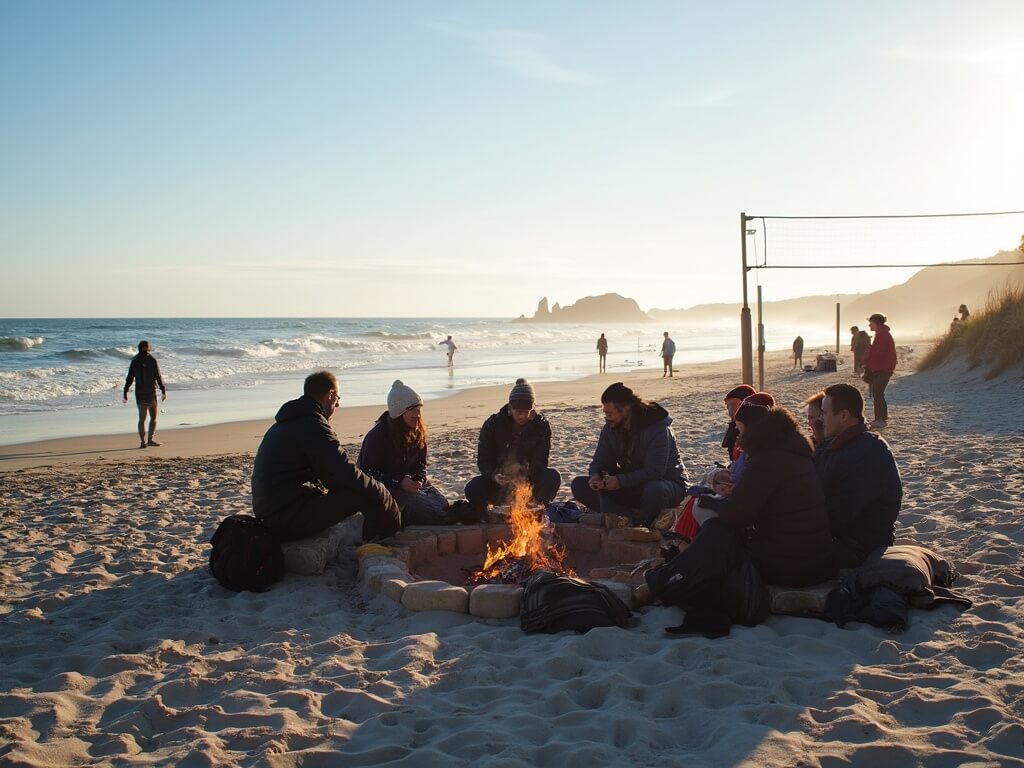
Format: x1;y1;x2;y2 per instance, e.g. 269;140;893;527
2;351;1022;766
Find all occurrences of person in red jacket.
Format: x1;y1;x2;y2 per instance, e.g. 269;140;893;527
863;313;897;427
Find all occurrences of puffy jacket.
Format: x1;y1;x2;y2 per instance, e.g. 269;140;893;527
864;324;896;373
476;405;553;480
357;412;428;491
815;421;902;566
588;403;688;489
251;396;396;520
714;410;836;586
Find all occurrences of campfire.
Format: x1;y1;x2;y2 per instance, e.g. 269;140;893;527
468;483;575;585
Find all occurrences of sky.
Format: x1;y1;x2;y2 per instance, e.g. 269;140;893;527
1;1;1022;318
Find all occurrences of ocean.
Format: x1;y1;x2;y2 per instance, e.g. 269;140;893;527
0;317;833;445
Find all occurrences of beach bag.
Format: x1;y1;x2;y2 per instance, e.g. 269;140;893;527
209;514;284;592
520;570;631;634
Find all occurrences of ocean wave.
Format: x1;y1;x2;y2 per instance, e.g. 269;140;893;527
0;336;45;351
59;346;135;360
364;331;436;341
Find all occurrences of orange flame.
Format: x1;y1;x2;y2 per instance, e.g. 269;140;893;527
470;482;574;584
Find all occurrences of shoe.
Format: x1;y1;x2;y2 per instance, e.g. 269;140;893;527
147;439;161;447
140;441;147;449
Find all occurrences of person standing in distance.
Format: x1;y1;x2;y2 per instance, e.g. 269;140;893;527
661;332;676;377
597;333;608;373
123;340;166;448
439;335;457;367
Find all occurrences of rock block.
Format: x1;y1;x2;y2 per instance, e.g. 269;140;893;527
436;530;457;556
484;506;510;523
768;582;836;615
469;584;523;619
579;512;604;527
358;555;408;578
280;524;345;575
455;527;485;555
554;523;580;548
483;523;513;546
604;513;630;529
409;535;439;566
381;577;409;602
362;564;410;592
576;526;605;554
621;527;661;542
401;580;470;613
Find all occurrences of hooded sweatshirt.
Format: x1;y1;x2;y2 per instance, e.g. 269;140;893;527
588;402;688;489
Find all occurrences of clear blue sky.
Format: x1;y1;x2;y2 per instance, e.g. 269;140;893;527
2;1;1021;317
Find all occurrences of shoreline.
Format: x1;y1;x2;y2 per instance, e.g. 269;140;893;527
0;362;742;473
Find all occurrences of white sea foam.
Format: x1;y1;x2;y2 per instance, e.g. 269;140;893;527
0;336;45;351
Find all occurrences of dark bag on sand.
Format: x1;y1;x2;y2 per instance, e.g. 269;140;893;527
209;514;284;592
520;571;631;634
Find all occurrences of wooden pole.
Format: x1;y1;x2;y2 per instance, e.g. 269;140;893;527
740;212;753;385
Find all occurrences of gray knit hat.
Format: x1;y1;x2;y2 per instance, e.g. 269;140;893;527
387;380;422;419
509;378;535;410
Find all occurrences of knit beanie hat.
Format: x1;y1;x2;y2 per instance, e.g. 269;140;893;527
387;380;422;419
724;384;756;402
509;378;535;410
735;392;775;427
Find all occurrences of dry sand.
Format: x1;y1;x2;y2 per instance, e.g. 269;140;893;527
2;351;1022;766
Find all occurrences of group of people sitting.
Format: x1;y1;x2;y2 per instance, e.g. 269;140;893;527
250;369;903;626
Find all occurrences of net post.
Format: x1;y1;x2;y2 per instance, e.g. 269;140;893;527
740;212;753;385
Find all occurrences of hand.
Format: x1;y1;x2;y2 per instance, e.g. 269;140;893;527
162;391;167;402
492;471;510;487
588;474;604;491
602;475;621;491
400;476;423;493
122;394;128;403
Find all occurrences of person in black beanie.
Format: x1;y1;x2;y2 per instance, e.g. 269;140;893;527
570;382;688;528
464;379;561;516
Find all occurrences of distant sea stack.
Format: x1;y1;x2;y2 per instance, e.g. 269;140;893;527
516;293;652;323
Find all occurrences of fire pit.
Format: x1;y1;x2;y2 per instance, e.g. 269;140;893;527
357;486;669;618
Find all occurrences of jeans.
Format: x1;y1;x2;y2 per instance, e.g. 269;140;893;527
570;475;686;527
870;370;893;422
464;468;562;514
261;488;401;543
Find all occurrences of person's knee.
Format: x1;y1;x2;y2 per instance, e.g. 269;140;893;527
464;476;493;511
639;483;677;511
533;469;561;502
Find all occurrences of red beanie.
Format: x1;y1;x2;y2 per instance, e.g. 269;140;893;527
724;384;756;402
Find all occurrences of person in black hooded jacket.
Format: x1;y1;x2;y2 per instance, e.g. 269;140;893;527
464;379;561;516
570;382;687;527
251;370;401;542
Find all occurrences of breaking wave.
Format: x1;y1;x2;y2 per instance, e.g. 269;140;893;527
0;336;45;351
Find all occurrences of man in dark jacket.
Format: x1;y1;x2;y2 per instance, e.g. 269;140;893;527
252;370;401;542
816;383;902;567
464;379;561;515
123;340;167;448
570;382;688;527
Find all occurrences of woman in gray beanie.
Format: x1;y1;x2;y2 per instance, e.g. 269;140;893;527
357;380;451;525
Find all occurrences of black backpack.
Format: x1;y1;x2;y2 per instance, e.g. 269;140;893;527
520;570;632;634
209;514;285;592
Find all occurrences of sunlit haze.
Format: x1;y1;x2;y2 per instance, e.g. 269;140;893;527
2;1;1022;317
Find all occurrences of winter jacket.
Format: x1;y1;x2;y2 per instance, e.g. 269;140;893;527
814;421;902;566
252;396;395;520
357;412;429;491
588;403;688;489
864;324;896;373
476;405;553;481
124;353;165;403
712;410;836;586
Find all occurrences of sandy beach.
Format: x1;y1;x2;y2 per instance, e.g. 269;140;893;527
2;350;1022;767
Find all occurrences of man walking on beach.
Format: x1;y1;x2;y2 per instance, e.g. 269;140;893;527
571;382;688;528
251;370;401;543
597;333;608;372
464;378;561;517
123;340;166;448
439;335;457;367
661;332;676;377
815;383;902;567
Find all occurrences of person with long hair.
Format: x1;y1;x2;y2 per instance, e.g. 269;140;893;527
570;382;688;528
358;380;451;526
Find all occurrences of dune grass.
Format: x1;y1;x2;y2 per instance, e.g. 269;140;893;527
917;287;1024;378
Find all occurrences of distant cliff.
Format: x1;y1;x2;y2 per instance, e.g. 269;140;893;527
516;293;652;323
